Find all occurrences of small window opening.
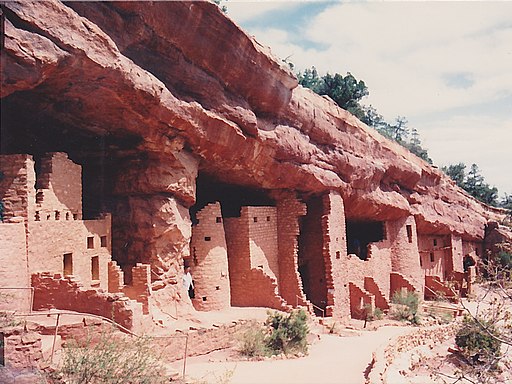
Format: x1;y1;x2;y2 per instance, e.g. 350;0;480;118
336;251;341;259
0;333;4;366
430;252;435;263
202;296;207;302
55;211;60;220
66;212;70;220
433;239;438;247
266;216;271;221
35;211;40;221
91;256;99;280
73;213;78;220
216;217;222;223
406;225;413;243
100;236;107;247
215;286;220;291
63;253;73;276
46;214;51;220
253;217;258;223
204;236;211;242
419;255;423;267
87;236;94;249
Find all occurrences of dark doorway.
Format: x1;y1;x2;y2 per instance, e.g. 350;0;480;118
346;221;386;260
297;196;327;312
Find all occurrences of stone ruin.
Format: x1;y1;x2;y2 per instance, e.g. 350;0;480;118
1;1;510;332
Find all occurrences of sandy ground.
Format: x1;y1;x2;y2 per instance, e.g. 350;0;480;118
171;325;414;384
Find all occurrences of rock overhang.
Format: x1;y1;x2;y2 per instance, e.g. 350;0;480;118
1;0;506;242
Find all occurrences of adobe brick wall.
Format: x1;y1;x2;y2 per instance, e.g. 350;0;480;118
190;203;231;311
0;221;30;311
0;154;36;223
275;193;307;307
32;273;143;330
122;263;152;314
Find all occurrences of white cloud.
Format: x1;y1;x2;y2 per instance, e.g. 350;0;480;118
226;1;298;24
419;115;512;195
228;1;512;194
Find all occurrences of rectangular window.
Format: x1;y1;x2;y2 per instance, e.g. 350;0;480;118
100;236;107;247
419;255;423;267
253;217;258;223
433;239;437;247
216;217;222;223
91;256;99;280
266;216;271;222
204;236;211;241
87;236;94;249
63;253;73;276
430;252;435;263
55;211;60;220
406;225;413;243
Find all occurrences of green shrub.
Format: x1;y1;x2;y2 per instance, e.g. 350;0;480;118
391;290;421;324
238;324;267;358
265;309;309;356
55;329;167;384
455;316;501;365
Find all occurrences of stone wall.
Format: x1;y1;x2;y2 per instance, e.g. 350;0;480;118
275;193;307;307
189;203;230;311
0;154;36;223
35;152;82;220
322;192;349;318
224;207;287;310
0;221;30;311
27;215;112;290
418;235;450;279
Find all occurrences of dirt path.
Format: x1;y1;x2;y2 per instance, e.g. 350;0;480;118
172;326;414;384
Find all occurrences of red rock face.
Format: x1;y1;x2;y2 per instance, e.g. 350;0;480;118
0;0;507;286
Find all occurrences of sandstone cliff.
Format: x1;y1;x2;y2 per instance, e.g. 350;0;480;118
1;1;505;281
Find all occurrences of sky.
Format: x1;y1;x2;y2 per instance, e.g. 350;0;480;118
225;1;512;197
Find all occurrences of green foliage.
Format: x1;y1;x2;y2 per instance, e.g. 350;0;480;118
455;316;501;365
390;290;421;324
212;0;228;14
297;66;368;119
239;310;309;358
55;330;167;384
265;309;309;356
238;324;267;358
297;67;433;164
442;163;499;206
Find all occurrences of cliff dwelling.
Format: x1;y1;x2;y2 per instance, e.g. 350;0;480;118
0;1;509;338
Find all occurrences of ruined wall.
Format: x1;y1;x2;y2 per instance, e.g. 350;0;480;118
0;154;36;223
275;193;307;307
32;273;143;330
189;203;230;311
224;207;286;309
35;152;82;218
247;206;279;280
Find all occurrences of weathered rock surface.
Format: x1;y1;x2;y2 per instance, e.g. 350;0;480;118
1;1;506;277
